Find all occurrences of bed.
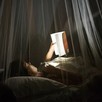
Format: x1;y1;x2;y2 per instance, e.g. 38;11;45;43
41;56;100;85
4;74;102;102
3;56;102;102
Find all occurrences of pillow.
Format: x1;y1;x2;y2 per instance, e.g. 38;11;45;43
5;76;67;98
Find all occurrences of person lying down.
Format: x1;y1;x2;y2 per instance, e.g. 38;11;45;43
9;60;44;77
9;43;55;77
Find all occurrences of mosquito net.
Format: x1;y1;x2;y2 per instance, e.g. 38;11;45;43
0;0;102;82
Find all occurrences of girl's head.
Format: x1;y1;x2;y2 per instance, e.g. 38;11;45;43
9;60;38;77
9;60;28;77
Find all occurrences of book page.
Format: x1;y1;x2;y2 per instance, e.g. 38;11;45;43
50;31;66;56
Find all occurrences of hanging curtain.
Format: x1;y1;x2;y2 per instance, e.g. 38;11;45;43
0;0;29;79
0;0;102;81
71;0;102;70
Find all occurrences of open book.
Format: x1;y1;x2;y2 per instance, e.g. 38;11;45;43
50;31;69;56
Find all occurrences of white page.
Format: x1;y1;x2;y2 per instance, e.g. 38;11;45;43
50;34;59;55
50;31;66;56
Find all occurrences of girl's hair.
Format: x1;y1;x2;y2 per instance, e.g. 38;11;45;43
9;59;29;77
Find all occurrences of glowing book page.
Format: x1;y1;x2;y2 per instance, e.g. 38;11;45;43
50;31;68;56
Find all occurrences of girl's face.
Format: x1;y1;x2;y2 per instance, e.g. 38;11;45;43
24;62;38;76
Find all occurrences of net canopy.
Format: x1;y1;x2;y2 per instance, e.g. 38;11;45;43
0;0;102;81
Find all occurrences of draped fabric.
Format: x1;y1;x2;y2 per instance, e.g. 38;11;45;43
0;0;102;79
